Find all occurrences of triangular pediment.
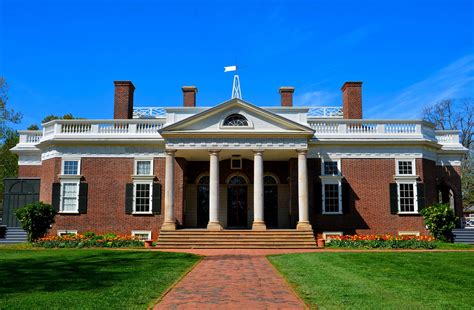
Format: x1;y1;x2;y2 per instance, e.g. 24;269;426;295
160;98;314;137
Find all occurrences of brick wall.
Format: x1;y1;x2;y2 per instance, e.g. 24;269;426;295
18;165;42;178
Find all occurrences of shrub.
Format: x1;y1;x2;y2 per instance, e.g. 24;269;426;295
33;233;144;248
420;203;458;242
15;202;56;242
329;234;436;249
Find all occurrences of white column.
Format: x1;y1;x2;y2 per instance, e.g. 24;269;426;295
162;149;176;230
297;149;312;231
252;150;266;230
207;150;222;230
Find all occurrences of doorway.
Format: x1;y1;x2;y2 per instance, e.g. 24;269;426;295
227;175;248;228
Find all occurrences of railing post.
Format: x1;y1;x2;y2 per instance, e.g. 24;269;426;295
129;123;137;134
377;123;385;134
339;123;347;133
91;124;99;134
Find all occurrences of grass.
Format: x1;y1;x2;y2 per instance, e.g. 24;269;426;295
0;248;201;309
269;252;474;309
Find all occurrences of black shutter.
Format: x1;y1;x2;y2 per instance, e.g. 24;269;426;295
152;183;162;215
390;183;398;214
78;183;88;214
125;183;134;214
315;182;323;214
342;182;350;214
417;183;425;212
52;183;61;212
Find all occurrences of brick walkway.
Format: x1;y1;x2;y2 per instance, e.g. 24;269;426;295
154;249;312;309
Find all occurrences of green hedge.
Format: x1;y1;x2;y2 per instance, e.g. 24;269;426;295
33;232;144;248
328;234;437;249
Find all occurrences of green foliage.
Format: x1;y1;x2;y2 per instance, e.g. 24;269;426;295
26;124;39;130
328;235;436;249
42;113;77;123
0;77;22;141
33;233;143;248
0;130;19;213
15;202;56;242
420;203;458;242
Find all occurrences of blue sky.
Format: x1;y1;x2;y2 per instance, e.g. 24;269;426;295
0;0;473;129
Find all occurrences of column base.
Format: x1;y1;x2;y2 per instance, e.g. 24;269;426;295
252;221;267;231
207;222;223;231
296;221;313;231
161;221;176;231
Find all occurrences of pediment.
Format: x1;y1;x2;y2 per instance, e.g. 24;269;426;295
160;98;314;137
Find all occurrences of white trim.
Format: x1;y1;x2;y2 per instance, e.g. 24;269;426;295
132;230;152;240
219;112;254;129
321;158;341;176
263;173;280;184
59;179;80;214
61;158;81;175
322;231;343;242
225;172;250;184
398;231;420;236
396;181;418;214
57;230;78;236
134;158;154;176
132;180;153;214
321;179;342;215
195;172;210;184
395;158;416;176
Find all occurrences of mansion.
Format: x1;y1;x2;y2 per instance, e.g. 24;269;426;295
8;80;467;242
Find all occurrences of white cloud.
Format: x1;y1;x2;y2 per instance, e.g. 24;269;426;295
294;90;339;106
366;54;474;119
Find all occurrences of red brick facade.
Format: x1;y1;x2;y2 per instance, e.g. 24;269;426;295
16;155;463;240
18;165;42;178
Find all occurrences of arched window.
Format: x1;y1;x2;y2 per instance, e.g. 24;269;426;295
223;114;249;126
197;175;210;185
264;175;278;185
228;175;247;185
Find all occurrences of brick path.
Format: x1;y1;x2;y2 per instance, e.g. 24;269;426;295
154;249;311;309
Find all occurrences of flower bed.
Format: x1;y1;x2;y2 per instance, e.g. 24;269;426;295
33;232;144;248
328;234;436;249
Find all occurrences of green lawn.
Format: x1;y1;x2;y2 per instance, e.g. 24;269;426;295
269;252;474;309
0;248;200;309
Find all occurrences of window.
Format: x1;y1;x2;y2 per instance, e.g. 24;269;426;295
135;160;152;176
322;181;342;214
223;114;249;126
398;182;417;213
60;181;80;213
323;160;340;176
264;175;278;185
228;175;247;185
132;230;151;240
396;159;415;176
231;156;242;169
63;160;80;175
57;230;78;237
133;182;153;213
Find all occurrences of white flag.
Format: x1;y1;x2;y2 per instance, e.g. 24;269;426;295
224;65;237;72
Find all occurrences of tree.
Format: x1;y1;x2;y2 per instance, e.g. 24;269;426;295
42;113;77;123
420;203;458;242
27;124;39;130
423;99;474;210
0;77;22;141
0;130;19;216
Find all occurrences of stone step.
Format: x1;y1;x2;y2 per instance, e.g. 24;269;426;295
155;244;320;249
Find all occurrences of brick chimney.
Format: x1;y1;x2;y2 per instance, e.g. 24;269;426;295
279;86;295;107
114;81;135;119
182;86;198;107
341;82;362;119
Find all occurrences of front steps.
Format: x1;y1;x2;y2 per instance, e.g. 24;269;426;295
0;227;28;244
453;229;474;244
156;229;318;249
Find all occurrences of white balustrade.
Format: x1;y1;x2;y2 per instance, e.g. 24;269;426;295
435;131;460;144
18;130;42;144
307;107;343;118
133;107;166;119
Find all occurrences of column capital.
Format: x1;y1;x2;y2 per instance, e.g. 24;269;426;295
296;149;308;155
209;149;221;156
165;149;177;155
252;149;264;155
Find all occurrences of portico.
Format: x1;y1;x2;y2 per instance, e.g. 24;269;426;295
158;98;315;231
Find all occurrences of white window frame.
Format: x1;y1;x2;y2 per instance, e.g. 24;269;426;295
231;156;242;170
398;231;420;236
133;180;153;214
321;159;341;176
57;230;78;236
132;230;152;240
59;179;80;214
322;231;343;242
395;159;416;176
321;179;343;215
134;159;153;176
61;158;81;175
396;181;418;214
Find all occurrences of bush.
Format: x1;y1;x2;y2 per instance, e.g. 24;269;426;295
15;202;56;242
329;234;436;249
420;203;458;242
33;233;144;248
